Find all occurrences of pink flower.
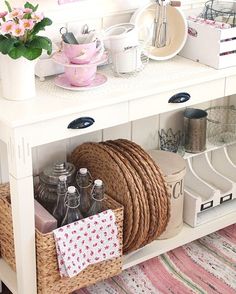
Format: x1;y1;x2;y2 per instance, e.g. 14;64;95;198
20;19;34;30
0;11;8;19
11;24;25;37
23;8;33;14
1;21;14;34
31;12;44;23
10;8;24;19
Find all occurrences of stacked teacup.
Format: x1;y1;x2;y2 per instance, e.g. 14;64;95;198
53;27;105;88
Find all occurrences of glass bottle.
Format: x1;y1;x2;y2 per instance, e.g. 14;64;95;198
36;162;76;213
87;179;105;217
52;175;67;227
76;168;92;216
61;186;83;226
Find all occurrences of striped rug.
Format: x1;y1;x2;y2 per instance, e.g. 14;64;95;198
76;224;236;294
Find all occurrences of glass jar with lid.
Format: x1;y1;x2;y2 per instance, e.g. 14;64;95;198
36;162;76;213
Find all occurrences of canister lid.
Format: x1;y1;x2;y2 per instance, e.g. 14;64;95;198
39;162;76;185
148;150;186;180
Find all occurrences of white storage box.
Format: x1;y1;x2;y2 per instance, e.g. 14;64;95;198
179;20;236;69
35;56;64;81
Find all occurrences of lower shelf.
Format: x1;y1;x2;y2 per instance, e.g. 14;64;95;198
0;259;17;294
123;210;236;270
1;210;235;293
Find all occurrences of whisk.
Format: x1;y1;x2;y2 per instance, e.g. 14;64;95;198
152;0;170;48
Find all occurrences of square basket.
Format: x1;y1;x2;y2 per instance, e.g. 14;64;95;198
0;184;123;294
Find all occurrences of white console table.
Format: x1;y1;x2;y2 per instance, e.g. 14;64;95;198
0;56;236;294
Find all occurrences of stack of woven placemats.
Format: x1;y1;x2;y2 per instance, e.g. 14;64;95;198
70;139;170;254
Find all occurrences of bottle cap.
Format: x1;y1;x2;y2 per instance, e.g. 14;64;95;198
79;168;88;175
59;175;67;182
68;186;76;193
94;179;103;187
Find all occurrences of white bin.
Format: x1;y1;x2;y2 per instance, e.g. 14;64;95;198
148;150;186;239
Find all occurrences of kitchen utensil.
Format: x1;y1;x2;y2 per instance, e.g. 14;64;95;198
60;27;78;44
152;1;160;46
156;0;168;48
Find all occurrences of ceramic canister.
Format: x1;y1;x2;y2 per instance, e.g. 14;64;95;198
148;150;186;239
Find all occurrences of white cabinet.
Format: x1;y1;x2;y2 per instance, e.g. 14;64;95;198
0;56;236;294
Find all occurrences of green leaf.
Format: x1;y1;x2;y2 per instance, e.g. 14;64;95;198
23;48;42;60
24;2;38;12
31;18;53;35
0;38;17;54
8;45;26;59
30;36;52;55
5;1;12;12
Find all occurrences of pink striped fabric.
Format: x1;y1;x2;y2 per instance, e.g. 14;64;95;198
75;224;236;294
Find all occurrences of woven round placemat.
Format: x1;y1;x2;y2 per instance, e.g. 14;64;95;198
106;140;159;244
102;141;150;252
70;142;140;252
114;139;170;239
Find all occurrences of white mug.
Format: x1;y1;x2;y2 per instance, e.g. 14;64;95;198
103;23;142;73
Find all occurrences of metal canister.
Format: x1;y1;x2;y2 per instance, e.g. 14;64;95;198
36;162;76;213
184;108;207;153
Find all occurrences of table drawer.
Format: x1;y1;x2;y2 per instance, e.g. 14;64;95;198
21;102;129;146
225;75;236;96
129;79;225;121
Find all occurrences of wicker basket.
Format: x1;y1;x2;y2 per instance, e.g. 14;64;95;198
0;184;123;294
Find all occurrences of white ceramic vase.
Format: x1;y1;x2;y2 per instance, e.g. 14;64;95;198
0;54;36;101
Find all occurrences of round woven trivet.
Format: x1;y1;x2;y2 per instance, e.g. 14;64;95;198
114;139;170;239
107;140;159;244
70;142;140;252
102;141;150;252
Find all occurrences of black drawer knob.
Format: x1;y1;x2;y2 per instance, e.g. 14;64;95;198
68;117;95;129
168;92;191;103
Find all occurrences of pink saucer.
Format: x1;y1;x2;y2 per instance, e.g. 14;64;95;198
55;73;107;91
52;51;108;67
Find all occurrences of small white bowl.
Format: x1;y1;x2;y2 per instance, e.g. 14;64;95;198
130;3;187;60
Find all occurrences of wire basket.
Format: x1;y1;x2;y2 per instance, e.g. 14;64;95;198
206;105;236;145
202;0;236;27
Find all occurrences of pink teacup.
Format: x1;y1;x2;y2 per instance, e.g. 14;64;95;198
63;40;104;64
64;64;97;87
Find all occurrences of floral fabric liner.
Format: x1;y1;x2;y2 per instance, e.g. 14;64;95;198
53;209;120;278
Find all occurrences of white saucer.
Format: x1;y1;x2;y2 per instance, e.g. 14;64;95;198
55;73;107;91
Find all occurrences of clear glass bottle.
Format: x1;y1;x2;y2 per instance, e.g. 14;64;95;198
52;175;67;227
61;186;84;226
87;179;105;217
36;162;76;213
76;168;92;216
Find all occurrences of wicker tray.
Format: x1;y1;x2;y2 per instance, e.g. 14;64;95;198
0;184;123;294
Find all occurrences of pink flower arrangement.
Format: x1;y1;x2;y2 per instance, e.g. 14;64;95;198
0;1;52;60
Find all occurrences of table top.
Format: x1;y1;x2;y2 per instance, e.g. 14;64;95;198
0;56;236;128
